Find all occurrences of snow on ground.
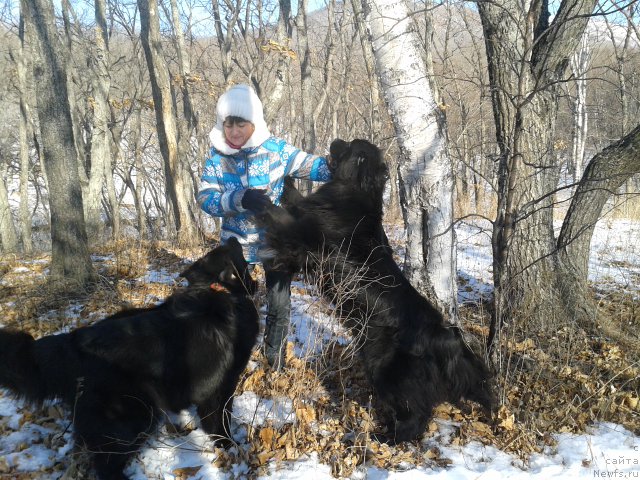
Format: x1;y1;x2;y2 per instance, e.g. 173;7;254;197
1;217;639;479
138;421;638;480
456;217;640;303
587;219;640;296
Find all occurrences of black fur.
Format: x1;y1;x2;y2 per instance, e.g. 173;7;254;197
281;176;305;208
255;139;493;443
0;237;258;479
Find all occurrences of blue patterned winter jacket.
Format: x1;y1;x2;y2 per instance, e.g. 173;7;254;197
197;136;332;263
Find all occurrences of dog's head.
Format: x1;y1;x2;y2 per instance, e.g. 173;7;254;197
180;237;257;294
329;139;389;194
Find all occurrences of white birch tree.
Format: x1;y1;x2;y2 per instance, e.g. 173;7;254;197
267;0;293;122
362;0;456;321
569;32;591;182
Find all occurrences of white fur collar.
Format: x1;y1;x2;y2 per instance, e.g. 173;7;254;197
209;121;272;155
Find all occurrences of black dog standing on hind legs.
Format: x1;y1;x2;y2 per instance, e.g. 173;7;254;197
0;237;258;480
250;138;494;444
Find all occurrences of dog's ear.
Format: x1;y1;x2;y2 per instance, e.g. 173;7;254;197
225;237;248;276
329;138;349;160
223;237;258;293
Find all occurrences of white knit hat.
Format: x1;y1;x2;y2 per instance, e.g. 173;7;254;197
209;84;271;154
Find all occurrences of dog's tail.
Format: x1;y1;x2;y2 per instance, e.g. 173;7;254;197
0;329;48;404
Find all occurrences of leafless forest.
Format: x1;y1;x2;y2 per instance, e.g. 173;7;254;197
0;0;636;247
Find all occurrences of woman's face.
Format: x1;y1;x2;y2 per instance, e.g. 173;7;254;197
223;118;255;147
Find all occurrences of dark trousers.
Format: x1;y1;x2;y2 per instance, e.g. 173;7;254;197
263;261;293;370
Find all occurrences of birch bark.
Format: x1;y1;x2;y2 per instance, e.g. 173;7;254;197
362;0;457;320
569;33;591;182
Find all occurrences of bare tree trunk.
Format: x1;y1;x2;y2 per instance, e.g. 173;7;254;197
350;0;382;142
362;0;457;321
569;32;591;182
83;0;114;243
478;0;597;364
296;0;316;151
211;0;241;85
104;156;120;239
266;0;293;122
0;160;19;253
59;0;86;174
108;160;123;241
18;104;33;254
557;123;640;324
101;2;120;243
23;0;94;287
605;13;634;137
132;106;147;240
311;0;337;137
351;0;401;220
168;0;198;134
138;0;197;246
167;0;203;213
324;13;353;142
14;12;34;254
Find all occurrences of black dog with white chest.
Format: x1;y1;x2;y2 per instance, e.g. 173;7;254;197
250;139;493;443
0;237;257;479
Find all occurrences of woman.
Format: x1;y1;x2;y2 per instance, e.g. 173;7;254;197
197;84;332;370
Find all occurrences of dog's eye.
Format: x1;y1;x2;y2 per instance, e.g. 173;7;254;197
357;156;366;165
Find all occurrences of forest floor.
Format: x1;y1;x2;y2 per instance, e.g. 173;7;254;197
0;218;638;479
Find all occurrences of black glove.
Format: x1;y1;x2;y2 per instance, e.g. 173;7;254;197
241;188;272;213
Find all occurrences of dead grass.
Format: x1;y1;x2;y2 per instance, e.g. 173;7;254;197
608;193;640;221
0;241;195;334
478;294;640;460
454;189;497;221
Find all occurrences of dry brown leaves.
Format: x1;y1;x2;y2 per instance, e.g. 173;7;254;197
172;466;203;479
477;302;640;461
226;341;496;478
596;289;640;349
0;242;186;335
